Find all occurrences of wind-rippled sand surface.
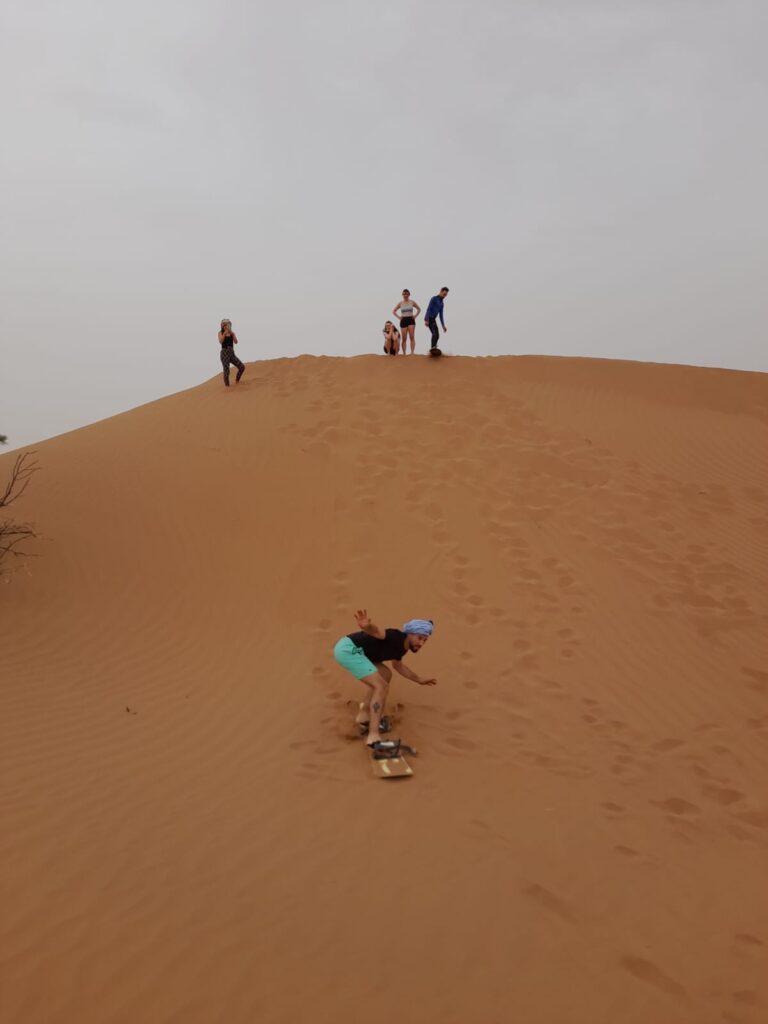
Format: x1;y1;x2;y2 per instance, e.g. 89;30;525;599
2;354;767;1024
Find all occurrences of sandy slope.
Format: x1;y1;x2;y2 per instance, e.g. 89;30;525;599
1;354;767;1024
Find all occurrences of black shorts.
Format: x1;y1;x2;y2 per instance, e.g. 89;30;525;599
400;316;415;329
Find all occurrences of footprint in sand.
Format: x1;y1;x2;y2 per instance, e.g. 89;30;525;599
652;738;685;752
522;883;575;923
729;991;758;1011
742;667;768;693
734;809;768;831
701;785;744;806
446;736;477;752
619;955;686;998
466;819;508;844
652;797;700;816
540;678;564;694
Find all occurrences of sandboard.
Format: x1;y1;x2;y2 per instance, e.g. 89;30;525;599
428;347;442;358
368;739;417;780
372;753;413;779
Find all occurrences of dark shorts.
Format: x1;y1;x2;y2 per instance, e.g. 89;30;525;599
400;316;415;329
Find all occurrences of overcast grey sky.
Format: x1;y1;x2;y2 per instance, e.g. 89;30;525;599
2;0;766;450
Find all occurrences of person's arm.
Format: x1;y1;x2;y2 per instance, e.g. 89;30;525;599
354;608;386;640
392;660;437;686
439;304;446;331
413;301;422;317
218;331;226;345
232;332;239;345
392;303;402;319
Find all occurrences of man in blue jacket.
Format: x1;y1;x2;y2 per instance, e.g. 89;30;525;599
425;287;449;351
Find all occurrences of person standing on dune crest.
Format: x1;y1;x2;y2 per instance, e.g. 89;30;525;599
424;287;449;352
218;318;246;387
392;288;421;354
333;610;437;748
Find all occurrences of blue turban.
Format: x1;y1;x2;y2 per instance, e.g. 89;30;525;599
403;619;434;636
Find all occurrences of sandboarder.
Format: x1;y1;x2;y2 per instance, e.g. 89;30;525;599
424;287;449;353
333;610;436;747
218;318;245;387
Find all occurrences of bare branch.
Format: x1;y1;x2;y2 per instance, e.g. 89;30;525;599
0;451;39;509
0;451;40;567
0;519;38;560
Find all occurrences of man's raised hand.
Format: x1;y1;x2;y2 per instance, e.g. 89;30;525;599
418;677;437;686
354;608;371;630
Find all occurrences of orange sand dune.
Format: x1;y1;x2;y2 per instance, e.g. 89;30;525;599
1;354;767;1024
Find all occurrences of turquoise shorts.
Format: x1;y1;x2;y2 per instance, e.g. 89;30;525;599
333;636;377;680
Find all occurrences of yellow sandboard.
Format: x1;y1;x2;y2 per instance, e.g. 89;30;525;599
371;754;413;779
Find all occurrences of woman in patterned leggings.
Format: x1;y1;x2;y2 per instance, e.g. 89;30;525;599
218;318;245;386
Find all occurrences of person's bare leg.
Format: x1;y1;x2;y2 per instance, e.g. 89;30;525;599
362;671;389;745
408;326;416;354
355;682;373;726
356;664;391;728
375;663;391;718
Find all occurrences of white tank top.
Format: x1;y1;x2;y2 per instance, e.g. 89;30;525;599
399;301;415;317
